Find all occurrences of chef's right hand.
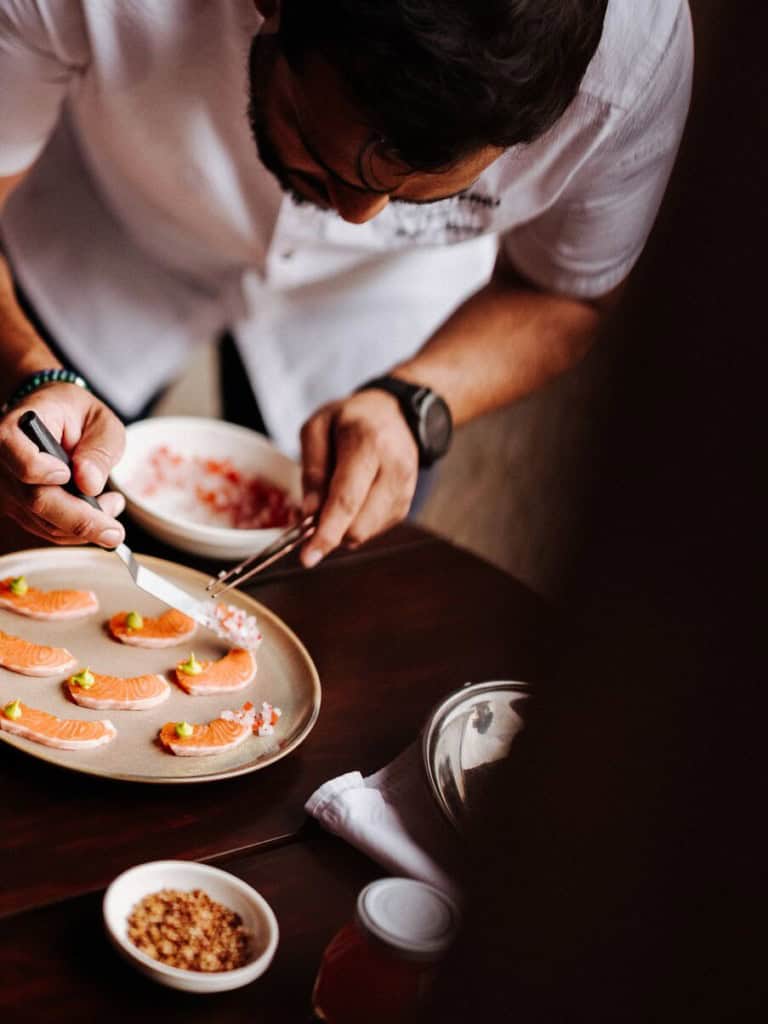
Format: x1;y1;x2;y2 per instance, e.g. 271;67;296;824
0;383;127;546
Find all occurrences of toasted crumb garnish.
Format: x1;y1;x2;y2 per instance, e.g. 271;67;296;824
127;888;250;972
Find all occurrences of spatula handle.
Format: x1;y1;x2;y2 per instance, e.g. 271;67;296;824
19;410;102;512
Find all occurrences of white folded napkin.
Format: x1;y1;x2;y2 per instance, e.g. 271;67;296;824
305;741;464;900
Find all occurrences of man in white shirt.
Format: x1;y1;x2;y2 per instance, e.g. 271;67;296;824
0;1;692;564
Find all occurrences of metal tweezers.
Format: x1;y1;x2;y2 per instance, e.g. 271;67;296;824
206;514;317;597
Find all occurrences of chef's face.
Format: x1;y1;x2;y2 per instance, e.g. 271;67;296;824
247;34;502;224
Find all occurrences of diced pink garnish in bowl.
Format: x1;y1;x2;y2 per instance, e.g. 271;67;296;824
128;446;300;531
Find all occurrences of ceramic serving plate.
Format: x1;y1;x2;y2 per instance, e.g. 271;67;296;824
0;547;320;783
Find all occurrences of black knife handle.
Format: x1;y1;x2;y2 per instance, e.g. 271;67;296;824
19;409;102;512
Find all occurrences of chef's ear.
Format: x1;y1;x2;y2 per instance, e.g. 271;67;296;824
253;0;280;33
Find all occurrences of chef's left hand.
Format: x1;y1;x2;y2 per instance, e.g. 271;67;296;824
299;389;419;566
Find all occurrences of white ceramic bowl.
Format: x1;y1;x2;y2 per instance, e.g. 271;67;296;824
110;416;302;560
103;859;279;993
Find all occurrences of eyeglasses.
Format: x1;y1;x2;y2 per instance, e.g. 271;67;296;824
264;34;483;207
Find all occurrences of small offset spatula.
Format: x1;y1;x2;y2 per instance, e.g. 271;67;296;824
19;410;218;633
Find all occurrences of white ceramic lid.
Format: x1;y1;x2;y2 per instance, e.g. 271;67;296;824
356;878;459;961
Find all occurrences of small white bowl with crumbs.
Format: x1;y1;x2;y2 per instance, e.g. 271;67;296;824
103;860;279;993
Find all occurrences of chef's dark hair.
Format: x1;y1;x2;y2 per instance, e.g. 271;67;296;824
279;0;608;171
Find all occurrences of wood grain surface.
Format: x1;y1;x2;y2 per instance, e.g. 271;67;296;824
0;527;555;917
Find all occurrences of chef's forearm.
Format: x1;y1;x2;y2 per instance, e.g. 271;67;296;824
0;171;62;399
391;269;606;426
0;253;62;397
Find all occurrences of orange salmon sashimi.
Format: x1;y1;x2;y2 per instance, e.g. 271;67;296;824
109;609;196;649
0;578;98;620
0;629;78;677
173;648;257;696
1;701;116;750
159;716;251;757
66;671;171;711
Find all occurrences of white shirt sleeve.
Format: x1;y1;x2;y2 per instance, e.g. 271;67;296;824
0;1;88;175
503;4;694;300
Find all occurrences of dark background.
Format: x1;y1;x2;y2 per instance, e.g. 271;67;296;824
432;2;766;1019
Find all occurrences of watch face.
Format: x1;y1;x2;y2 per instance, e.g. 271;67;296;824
420;393;453;460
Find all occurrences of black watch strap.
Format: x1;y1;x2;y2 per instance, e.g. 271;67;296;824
357;374;452;467
360;376;419;403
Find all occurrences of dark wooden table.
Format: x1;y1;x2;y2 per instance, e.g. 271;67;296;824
0;523;555;1020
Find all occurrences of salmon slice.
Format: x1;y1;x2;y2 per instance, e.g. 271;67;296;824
0;578;98;620
173;648;257;695
109;609;196;648
0;628;78;677
159;716;251;756
1;701;116;750
66;671;171;710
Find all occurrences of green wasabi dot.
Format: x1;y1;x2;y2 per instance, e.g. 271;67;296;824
175;721;193;738
3;699;22;720
178;652;203;676
70;668;95;689
126;611;143;631
9;576;29;596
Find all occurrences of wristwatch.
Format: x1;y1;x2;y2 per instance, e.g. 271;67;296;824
357;375;453;467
